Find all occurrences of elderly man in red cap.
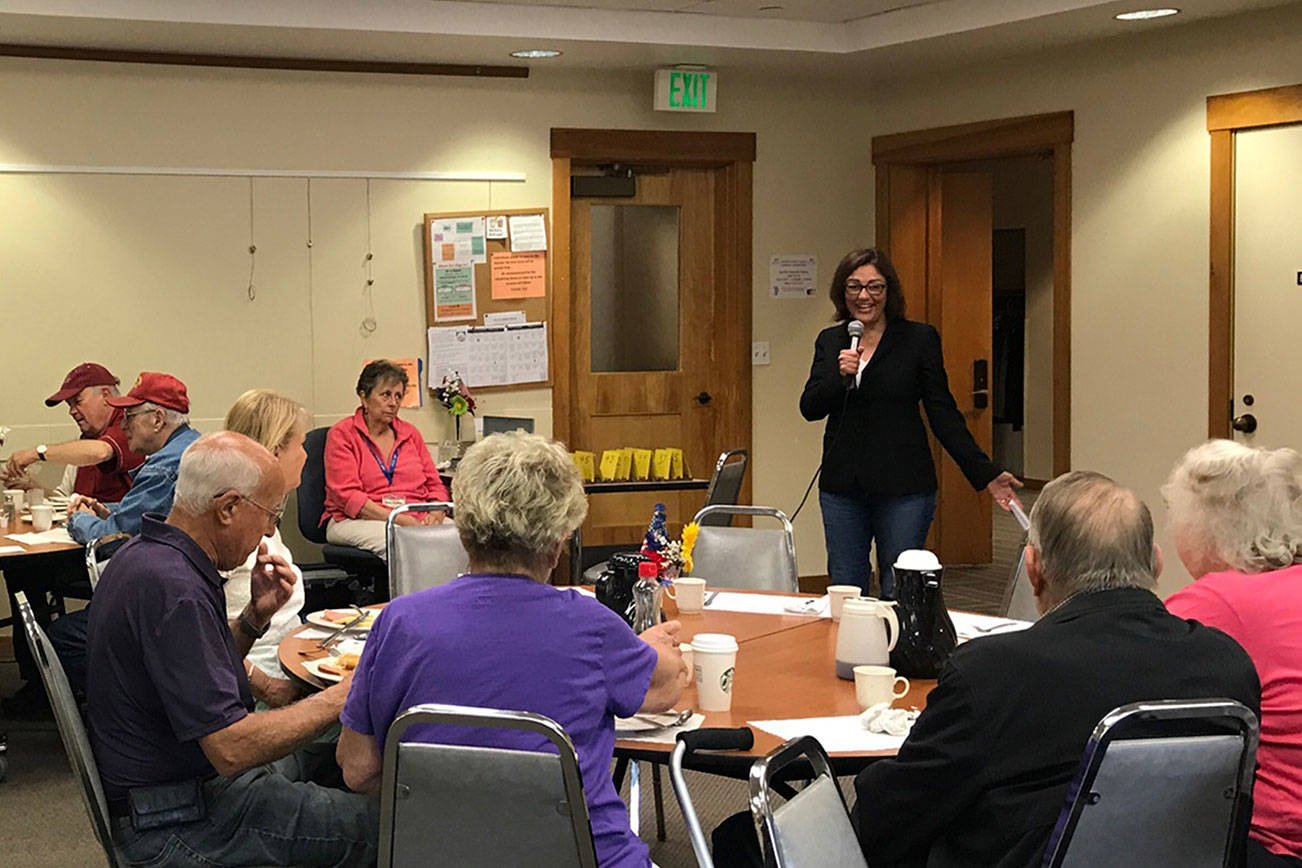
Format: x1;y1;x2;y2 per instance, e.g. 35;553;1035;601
2;362;145;502
47;372;203;698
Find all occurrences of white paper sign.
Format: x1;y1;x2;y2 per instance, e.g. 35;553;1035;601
770;255;817;298
485;215;509;240
483;310;527;327
508;214;548;252
428;322;548;388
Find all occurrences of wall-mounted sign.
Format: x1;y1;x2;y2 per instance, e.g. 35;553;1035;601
654;68;717;113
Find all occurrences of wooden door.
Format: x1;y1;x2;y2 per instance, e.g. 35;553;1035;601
569;168;741;546
1231;124;1302;448
929;171;995;564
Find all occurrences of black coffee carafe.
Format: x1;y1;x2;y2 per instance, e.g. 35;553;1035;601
594;552;648;630
888;549;957;678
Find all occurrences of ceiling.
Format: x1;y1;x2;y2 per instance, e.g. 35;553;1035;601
0;0;1291;80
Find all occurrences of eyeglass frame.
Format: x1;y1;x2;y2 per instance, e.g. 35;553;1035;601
844;280;889;298
212;491;287;526
120;406;161;427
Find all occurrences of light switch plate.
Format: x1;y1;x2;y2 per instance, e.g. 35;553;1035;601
752;341;771;366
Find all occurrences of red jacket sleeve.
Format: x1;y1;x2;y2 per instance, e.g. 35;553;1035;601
324;421;371;520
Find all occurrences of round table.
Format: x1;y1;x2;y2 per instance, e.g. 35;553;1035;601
277;589;938;773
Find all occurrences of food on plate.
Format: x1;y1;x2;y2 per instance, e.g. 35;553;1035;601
323;609;376;629
318;652;360;677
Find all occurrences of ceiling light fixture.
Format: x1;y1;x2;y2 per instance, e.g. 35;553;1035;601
758;5;784;12
1114;8;1180;20
510;49;562;59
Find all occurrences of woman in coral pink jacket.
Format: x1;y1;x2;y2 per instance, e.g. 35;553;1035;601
324;360;450;561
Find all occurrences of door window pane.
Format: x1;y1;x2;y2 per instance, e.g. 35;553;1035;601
590;205;680;372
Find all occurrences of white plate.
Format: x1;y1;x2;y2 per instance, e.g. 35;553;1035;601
304;609;378;631
20;512;67;524
614;711;688;734
303;658;343;683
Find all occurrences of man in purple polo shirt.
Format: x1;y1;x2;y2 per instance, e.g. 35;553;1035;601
87;432;377;867
337;432;689;867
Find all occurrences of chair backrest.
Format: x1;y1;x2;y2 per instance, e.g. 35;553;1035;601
16;592;121;868
379;703;597;868
1000;547;1041;622
690;505;798;592
700;449;748;527
749;735;868;868
385;503;468;597
84;533;132;591
297;426;331;545
1043;699;1258;868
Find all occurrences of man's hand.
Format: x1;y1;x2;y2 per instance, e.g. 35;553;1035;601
248;541;296;625
3;449;37;483
639;619;683;652
69;494;109;518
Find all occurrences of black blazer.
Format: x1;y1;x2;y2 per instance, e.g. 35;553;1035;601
854;587;1262;868
800;319;999;497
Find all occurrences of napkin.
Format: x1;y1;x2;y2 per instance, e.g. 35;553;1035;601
5;528;75;545
750;715;909;753
615;713;705;744
860;702;918;737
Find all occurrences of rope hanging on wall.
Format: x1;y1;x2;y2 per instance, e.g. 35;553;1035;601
246;178;257;301
360;179;378;337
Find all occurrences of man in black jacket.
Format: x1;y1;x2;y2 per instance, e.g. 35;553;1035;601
854;470;1260;867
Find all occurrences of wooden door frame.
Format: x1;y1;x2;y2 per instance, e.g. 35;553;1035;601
871;111;1074;477
550;128;756;502
1206;84;1302;438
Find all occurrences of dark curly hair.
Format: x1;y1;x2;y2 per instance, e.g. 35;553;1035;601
355;359;409;397
829;248;906;323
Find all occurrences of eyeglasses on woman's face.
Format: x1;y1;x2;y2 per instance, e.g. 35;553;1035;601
845;281;888;298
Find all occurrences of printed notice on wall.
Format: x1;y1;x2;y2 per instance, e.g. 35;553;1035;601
770;255;817;298
428;322;549;388
485;216;509;240
430;217;487;265
433;264;477;321
507;214;548;252
490;251;547;299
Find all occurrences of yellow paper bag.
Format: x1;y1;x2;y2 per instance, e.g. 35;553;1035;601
630;449;653;481
652;448;673;480
571;451;596;482
669;448;684;479
599;450;622;482
615;448;634;481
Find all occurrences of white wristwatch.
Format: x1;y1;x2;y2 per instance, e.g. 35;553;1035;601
36;444;48;461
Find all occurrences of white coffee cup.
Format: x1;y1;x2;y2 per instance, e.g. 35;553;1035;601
827;585;862;620
679;642;694;676
30;504;55;532
667;577;707;613
27;488;45;507
691;632;739;712
853;664;910;710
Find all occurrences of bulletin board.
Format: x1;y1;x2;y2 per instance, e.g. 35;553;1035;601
422;208;552;393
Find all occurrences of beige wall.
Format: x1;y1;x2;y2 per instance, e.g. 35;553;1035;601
0;58;868;572
3;1;1301;593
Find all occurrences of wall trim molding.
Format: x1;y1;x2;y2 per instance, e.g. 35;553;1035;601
0;163;525;183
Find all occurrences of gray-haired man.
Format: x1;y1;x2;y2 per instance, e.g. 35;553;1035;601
853;471;1260;868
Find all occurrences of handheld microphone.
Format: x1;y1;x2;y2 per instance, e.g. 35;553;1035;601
845;320;864;390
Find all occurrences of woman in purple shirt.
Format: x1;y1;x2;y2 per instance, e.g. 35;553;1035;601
337;432;689;867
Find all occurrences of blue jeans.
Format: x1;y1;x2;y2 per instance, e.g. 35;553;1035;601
47;605;90;699
114;745;379;867
819;489;937;598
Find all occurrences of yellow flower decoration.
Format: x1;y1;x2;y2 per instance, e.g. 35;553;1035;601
680;522;699;574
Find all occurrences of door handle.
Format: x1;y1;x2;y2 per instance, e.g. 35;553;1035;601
694;391;713;406
972;359;989;410
1232;414;1257;434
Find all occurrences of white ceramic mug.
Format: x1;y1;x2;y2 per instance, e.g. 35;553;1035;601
826;585;861;620
692;632;738;712
30;504;54;532
853;664;910;709
666;577;707;613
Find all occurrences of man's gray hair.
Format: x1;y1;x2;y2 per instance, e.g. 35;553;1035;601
1027;471;1157;595
138;400;190;429
1164;439;1302;573
172;436;262;514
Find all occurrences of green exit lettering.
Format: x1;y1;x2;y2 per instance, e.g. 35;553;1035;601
669;72;711;109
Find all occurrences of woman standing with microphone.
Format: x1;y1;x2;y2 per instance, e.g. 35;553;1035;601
800;247;1022;598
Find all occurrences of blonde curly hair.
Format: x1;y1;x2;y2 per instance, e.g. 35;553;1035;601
454;432;588;569
1164;439;1302;574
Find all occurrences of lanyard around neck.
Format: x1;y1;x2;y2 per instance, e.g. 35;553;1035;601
365;436;401;486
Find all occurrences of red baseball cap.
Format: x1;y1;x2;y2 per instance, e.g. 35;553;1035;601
106;372;190;414
46;362;120;407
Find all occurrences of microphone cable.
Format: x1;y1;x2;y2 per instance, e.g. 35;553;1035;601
790;385;853;523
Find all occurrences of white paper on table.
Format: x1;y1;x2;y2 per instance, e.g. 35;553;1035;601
949;610;1033;642
0;545;25;554
6;527;75;545
750;715;909;753
295;627;335;640
703;591;826;618
507;214;547;251
615;713;705;744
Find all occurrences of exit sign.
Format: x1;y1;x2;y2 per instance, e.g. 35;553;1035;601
654;69;717;113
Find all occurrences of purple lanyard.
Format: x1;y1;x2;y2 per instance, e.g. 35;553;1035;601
367;441;401;486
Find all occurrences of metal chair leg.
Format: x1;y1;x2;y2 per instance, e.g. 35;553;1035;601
651;762;667;841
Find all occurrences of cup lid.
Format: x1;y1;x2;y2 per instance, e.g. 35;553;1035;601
689;633;738;653
894;549;942;571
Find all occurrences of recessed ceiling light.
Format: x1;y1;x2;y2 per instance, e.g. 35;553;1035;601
1114;8;1180;20
510;49;562;59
